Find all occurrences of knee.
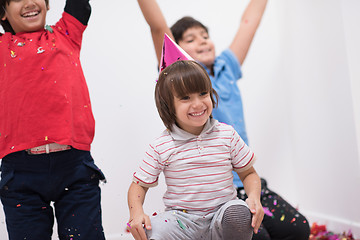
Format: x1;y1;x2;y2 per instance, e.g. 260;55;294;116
290;220;310;240
221;204;253;240
222;204;252;232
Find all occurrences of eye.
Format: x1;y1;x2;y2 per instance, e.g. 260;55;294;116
201;32;209;40
200;92;208;96
182;35;195;43
180;96;190;100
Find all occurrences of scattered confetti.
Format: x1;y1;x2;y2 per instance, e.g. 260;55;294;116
177;219;186;230
45;25;54;33
10;50;16;58
309;222;355;240
37;47;45;54
263;207;273;217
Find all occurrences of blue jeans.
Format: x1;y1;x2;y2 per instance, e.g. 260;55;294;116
0;148;106;240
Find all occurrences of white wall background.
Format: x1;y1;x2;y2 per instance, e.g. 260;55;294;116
1;0;359;239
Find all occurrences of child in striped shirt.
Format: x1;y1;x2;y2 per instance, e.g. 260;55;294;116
127;60;263;240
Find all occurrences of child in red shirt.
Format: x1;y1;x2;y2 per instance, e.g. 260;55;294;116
0;0;106;239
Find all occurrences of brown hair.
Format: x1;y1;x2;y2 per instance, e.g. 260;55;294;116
155;60;218;131
0;0;50;34
170;16;208;43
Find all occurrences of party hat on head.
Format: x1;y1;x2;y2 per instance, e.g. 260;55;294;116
159;33;194;73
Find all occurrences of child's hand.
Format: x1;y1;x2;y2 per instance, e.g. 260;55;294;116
245;197;264;234
127;213;152;240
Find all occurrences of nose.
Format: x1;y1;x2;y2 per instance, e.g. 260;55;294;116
24;0;36;8
191;96;203;108
198;37;206;45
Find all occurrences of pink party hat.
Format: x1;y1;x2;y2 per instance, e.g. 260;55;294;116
159;33;194;73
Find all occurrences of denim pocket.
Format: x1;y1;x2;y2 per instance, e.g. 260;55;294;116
83;158;106;183
0;168;14;195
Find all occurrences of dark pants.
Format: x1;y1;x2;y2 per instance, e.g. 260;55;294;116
238;178;310;240
0;148;106;240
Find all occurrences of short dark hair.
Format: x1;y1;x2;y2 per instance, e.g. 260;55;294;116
0;0;50;34
155;60;218;131
170;16;208;43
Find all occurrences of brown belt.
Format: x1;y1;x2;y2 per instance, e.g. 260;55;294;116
26;143;71;155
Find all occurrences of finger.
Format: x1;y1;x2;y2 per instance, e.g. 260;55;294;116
251;214;257;228
245;199;256;213
144;215;152;230
136;224;148;240
250;207;256;214
251;213;262;234
127;221;145;240
128;223;141;240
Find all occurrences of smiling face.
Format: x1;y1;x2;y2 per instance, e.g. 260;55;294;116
174;91;213;135
155;60;218;134
2;0;49;34
178;26;216;70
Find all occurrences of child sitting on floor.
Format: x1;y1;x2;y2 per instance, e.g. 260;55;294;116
127;57;263;239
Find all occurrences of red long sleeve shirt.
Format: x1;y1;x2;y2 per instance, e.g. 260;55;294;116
0;12;95;159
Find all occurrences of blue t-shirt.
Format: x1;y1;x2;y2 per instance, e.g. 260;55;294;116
200;49;247;188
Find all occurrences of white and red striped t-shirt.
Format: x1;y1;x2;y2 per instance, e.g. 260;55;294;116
133;118;256;215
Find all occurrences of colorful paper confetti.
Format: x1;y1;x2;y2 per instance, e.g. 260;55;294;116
177;219;186;230
309;222;355;240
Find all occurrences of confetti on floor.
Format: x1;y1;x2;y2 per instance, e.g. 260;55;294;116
309;222;357;240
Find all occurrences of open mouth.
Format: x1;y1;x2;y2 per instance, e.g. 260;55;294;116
189;110;206;117
198;49;211;54
22;11;40;18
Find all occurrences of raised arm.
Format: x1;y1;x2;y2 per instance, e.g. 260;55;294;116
229;0;268;65
127;182;151;240
64;0;91;25
137;0;174;65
